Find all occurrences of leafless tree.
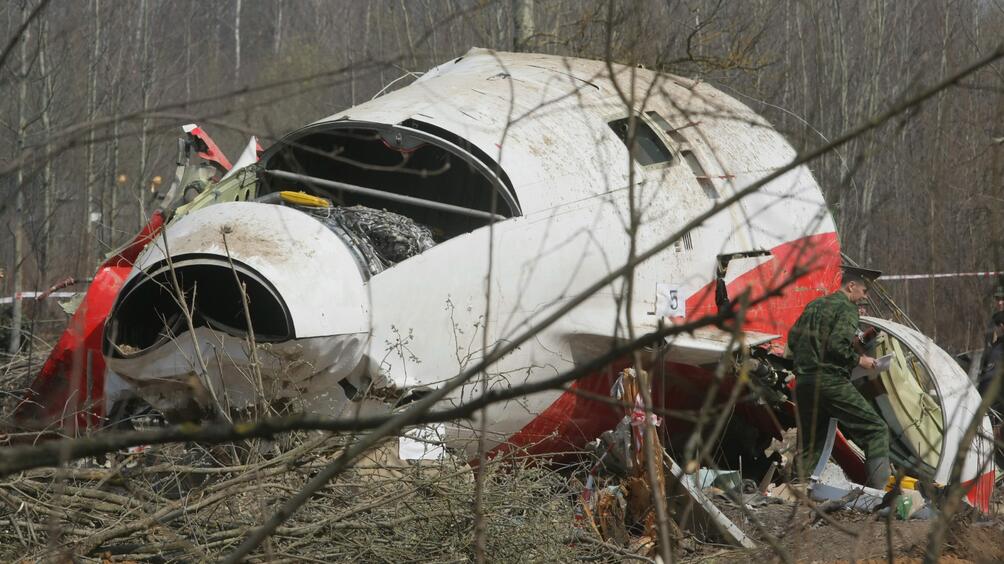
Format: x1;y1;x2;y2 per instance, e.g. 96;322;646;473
1;1;1004;561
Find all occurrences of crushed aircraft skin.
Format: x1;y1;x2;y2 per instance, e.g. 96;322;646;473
15;48;996;511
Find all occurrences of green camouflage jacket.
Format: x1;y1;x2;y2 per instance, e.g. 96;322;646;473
788;291;860;379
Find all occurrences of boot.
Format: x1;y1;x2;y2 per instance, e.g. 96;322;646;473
864;456;891;490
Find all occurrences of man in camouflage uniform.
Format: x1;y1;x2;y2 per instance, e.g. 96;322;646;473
788;266;890;489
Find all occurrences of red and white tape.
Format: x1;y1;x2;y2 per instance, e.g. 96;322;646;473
0;291;78;305
880;271;1004;281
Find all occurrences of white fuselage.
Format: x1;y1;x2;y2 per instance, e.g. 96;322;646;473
112;49;838;451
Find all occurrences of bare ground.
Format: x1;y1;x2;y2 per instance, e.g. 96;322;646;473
682;490;1004;563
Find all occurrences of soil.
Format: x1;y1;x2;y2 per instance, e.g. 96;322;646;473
682;499;1004;564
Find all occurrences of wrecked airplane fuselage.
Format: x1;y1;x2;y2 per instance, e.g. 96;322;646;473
21;48;996;510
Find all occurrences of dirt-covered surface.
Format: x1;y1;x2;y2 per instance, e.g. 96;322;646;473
681;488;1004;563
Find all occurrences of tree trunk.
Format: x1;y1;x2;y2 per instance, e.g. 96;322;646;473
84;0;101;268
234;0;241;82
9;2;31;354
185;2;191;101
273;0;283;56
38;14;54;282
136;0;150;227
109;102;120;245
399;0;415;68
855;0;887;263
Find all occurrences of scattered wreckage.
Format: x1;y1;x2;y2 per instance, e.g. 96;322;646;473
13;48;997;545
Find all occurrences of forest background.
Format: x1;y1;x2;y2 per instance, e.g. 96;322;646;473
2;0;1003;354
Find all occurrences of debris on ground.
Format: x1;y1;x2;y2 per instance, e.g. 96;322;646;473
0;434;604;563
3;354;1004;563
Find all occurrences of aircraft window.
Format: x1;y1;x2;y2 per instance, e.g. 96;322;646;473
261;126;516;244
645;111;688;145
682;151;719;200
641;111;718;199
400;118;520;211
607;117;672;166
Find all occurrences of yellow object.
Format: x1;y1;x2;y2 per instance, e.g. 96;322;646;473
279;190;330;207
886;475;918;491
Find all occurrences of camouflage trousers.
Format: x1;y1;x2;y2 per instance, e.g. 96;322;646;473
794;373;890;478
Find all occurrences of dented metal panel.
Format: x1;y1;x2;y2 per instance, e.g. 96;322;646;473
127;202;370;339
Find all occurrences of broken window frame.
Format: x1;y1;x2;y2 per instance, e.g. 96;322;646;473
258;119;521;224
857;319;945;479
606;112;675;168
645;110;720;200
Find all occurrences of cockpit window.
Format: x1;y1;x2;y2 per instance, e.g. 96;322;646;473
260;124;517;243
608;116;673;166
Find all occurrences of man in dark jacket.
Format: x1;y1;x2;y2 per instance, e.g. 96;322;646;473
978;311;1004;401
788;265;890;489
978;287;1004;374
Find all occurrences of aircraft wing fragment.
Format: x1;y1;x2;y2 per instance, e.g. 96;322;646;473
659;325;778;366
570;323;779;369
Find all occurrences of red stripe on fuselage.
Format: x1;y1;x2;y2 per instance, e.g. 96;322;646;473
15;212;165;432
962;470;995;512
685;231;842;344
491;232;841;457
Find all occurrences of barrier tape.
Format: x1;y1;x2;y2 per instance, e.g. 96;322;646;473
881;271;1004;281
0;291;78;305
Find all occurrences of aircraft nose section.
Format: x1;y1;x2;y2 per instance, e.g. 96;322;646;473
103;202;373;416
106;202;370;352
